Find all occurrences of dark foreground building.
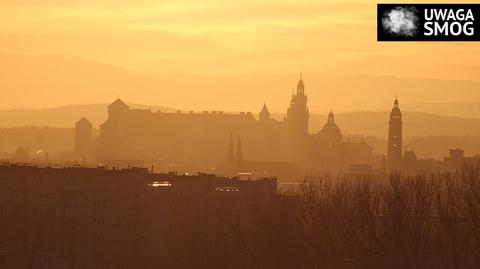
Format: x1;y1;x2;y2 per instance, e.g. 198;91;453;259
0;164;276;269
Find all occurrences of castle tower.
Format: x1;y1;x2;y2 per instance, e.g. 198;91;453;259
236;137;243;163
75;117;92;161
286;73;309;137
227;134;234;164
387;97;402;168
259;103;271;121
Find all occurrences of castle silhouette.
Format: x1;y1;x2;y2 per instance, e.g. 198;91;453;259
75;75;407;176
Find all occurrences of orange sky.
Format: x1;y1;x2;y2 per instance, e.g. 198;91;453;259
0;0;480;81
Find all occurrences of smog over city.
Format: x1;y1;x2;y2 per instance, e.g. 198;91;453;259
1;0;480;268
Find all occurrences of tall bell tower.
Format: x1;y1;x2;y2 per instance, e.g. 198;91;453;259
387;97;402;168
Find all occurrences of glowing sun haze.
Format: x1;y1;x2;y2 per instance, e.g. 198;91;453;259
0;0;478;78
0;0;480;111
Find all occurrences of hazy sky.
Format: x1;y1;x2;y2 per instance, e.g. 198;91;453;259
1;0;479;80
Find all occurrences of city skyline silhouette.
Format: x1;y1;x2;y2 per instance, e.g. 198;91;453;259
1;1;479;268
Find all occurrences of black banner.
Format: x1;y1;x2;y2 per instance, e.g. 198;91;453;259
377;4;480;41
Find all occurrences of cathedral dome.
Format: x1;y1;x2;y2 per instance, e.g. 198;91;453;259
318;110;342;146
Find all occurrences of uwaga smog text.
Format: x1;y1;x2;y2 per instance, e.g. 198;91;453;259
424;8;474;36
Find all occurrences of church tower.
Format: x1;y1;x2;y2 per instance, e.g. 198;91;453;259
286;73;309;137
387;97;402;168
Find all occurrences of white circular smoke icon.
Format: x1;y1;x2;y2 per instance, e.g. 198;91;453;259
382;7;418;37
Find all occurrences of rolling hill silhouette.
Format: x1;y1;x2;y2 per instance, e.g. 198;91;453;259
288;111;480;139
0;103;479;140
377;102;480;119
0;103;176;128
2;51;480;115
2;51;480;140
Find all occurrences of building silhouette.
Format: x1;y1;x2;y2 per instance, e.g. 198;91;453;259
66;77;480;176
75;117;92;162
402;148;418;172
259;103;271;122
78;75;373;177
317;110;342;149
236;137;243;163
227;134;235;164
444;148;465;169
387;97;402;169
286;74;309;138
0;163;276;268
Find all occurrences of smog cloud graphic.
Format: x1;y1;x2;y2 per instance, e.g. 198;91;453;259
382;7;419;37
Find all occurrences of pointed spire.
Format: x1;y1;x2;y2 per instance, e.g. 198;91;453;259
297;73;305;94
260;102;271;121
227;134;234;164
328;109;335;123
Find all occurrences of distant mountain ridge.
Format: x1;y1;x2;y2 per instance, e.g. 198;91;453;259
316;111;480;139
0;103;479;140
2;51;480;113
0;103;176;128
2;51;480;138
376;102;480;119
275;111;480;139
